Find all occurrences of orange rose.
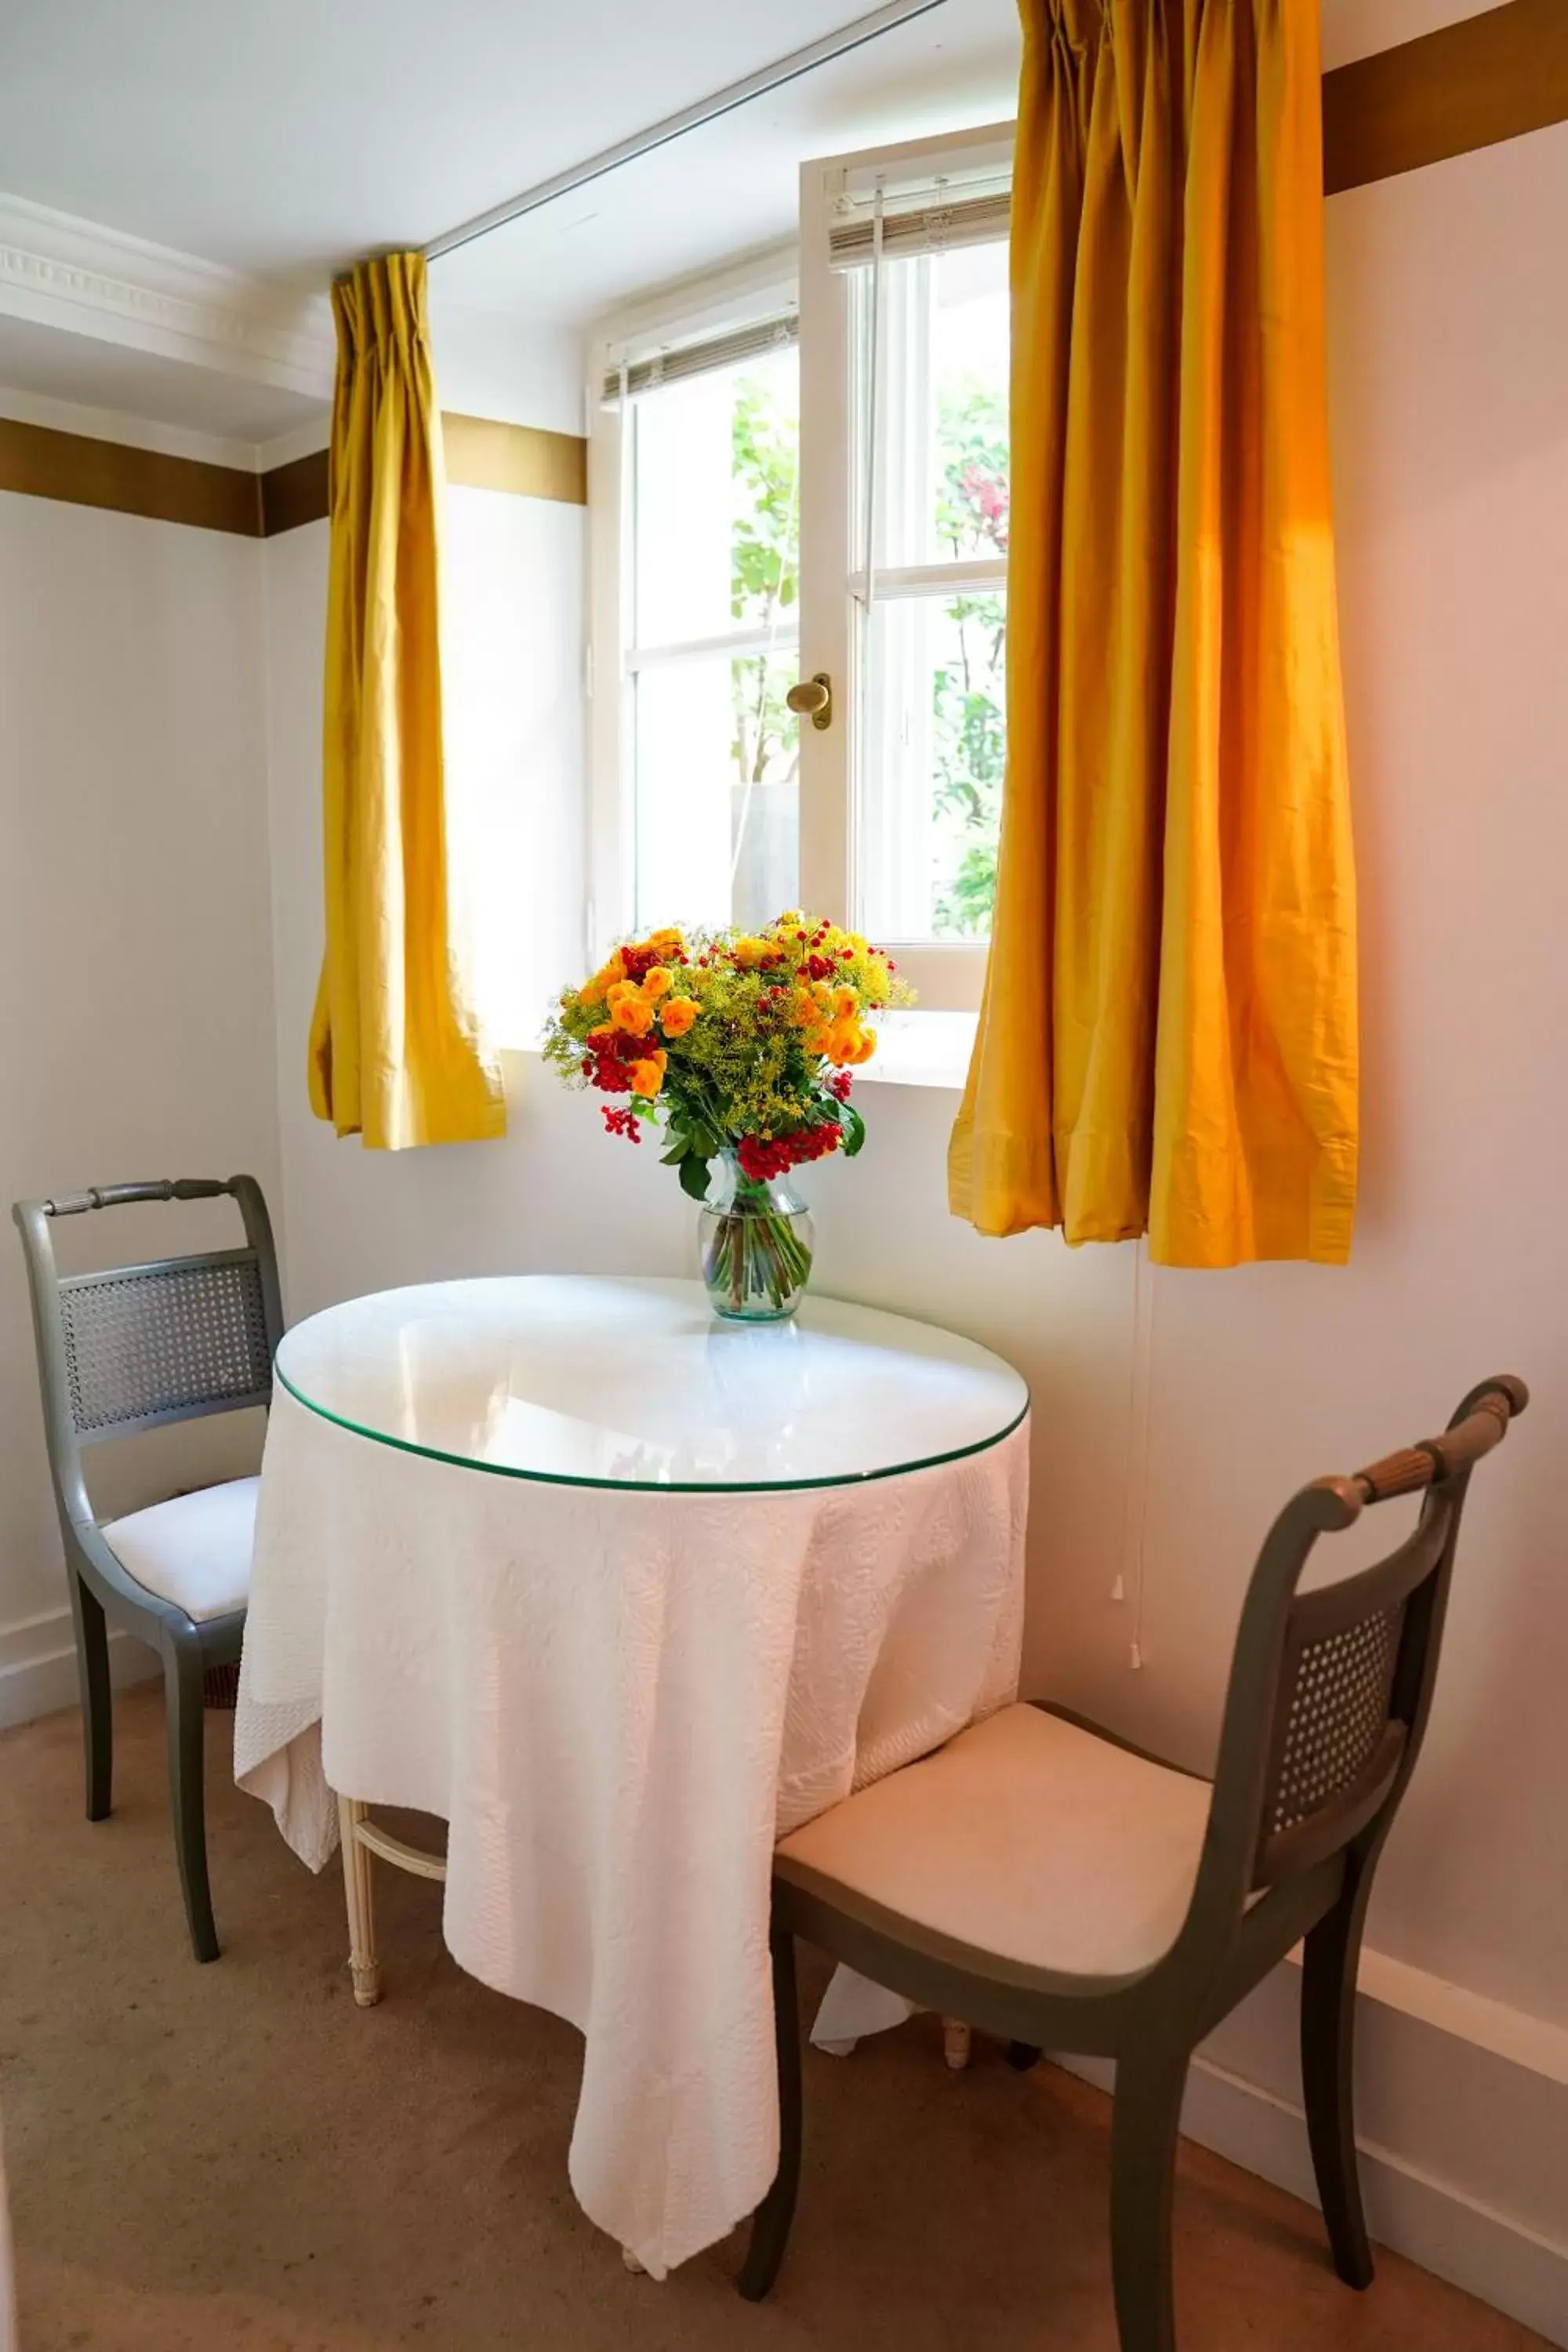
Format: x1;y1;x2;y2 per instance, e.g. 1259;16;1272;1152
606;981;655;1037
641;965;673;1002
659;996;700;1037
628;1050;667;1098
578;950;626;1005
826;1018;876;1067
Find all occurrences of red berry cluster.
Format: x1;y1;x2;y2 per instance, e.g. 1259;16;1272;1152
619;942;688;982
737;1123;843;1184
581;1033;640;1093
601;1105;642;1142
826;1069;853;1102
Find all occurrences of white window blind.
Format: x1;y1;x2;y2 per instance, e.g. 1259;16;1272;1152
600;311;798;404
828;177;1011;270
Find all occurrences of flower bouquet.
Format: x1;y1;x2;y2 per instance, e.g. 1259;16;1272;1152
545;913;913;1321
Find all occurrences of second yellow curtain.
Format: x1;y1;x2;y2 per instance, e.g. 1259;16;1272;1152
949;0;1357;1265
308;252;505;1150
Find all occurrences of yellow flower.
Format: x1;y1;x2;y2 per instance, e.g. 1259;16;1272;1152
578;949;626;1005
731;935;773;969
628;1049;667;1098
832;986;858;1020
659;996;700;1037
641;964;673;1002
606;981;655;1037
646;927;687;956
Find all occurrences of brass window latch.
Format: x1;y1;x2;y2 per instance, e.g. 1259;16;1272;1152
786;673;833;731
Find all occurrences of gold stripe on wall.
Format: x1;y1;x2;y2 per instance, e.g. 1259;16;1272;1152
0;416;261;535
259;446;328;536
1323;0;1568;196
444;412;587;505
0;414;588;538
256;416;586;535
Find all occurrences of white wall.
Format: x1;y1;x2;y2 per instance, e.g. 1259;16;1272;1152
0;487;281;1722
256;118;1568;2340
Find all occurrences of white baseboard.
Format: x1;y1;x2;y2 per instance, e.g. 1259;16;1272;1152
1057;1963;1568;2348
0;1606;159;1731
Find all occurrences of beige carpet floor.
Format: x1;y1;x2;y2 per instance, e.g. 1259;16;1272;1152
0;1683;1551;2352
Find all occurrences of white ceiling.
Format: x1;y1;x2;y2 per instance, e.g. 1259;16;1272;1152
0;0;1014;307
0;0;1512;441
432;0;1018;322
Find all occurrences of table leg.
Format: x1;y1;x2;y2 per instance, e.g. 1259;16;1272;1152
942;2016;973;2071
338;1794;382;2009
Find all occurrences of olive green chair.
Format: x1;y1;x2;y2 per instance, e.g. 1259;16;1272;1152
741;1375;1528;2351
12;1177;283;1963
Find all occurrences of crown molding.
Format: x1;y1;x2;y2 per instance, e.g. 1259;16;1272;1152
0;191;335;400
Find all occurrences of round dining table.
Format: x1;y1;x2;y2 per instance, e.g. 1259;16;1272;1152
235;1274;1029;2278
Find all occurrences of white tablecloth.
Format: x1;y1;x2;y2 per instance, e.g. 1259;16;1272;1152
236;1383;1028;2275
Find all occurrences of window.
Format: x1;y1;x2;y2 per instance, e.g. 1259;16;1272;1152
590;262;803;942
589;128;1012;1016
797;125;1013;1009
854;235;1010;946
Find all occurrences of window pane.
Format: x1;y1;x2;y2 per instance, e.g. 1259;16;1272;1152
631;347;800;651
858;587;1005;942
633;652;799;933
626;344;800;933
866;239;1009;573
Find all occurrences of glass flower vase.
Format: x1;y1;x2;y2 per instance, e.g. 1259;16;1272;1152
699;1152;815;1323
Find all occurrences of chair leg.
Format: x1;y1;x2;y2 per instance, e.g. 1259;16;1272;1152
1301;1867;1376;2290
68;1573;113;1821
1109;2046;1188;2352
338;1795;383;2008
164;1643;219;1963
739;1923;803;2301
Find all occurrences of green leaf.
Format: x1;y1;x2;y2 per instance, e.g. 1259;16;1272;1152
841;1103;866;1159
677;1152;713;1202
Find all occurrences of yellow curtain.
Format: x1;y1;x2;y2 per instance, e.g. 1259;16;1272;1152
308;252;506;1149
949;0;1357;1265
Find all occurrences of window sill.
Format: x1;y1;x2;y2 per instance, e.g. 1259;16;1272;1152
497;1011;976;1092
858;1010;976;1092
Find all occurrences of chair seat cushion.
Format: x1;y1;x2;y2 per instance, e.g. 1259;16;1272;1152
776;1704;1214;1981
99;1476;257;1624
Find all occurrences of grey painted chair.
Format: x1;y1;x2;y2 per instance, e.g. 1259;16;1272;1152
12;1178;283;1963
740;1374;1528;2350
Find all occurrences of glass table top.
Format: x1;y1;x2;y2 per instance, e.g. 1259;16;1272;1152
274;1276;1029;1494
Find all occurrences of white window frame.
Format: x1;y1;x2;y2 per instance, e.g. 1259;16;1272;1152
586;121;1014;1020
797;119;1014;1012
586;242;800;959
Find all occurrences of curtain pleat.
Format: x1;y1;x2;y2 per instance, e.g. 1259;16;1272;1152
308;252;505;1150
949;0;1357;1266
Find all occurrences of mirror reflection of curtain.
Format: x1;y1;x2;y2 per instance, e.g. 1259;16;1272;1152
952;0;1358;1267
